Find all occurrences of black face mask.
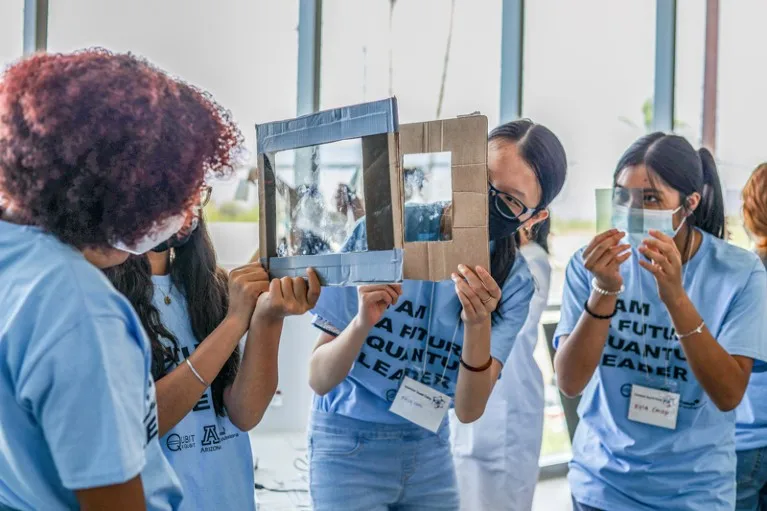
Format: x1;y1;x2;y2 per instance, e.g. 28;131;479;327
151;231;193;253
488;202;527;241
151;218;199;253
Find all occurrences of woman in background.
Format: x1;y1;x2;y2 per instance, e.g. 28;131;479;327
0;49;240;511
106;209;320;511
555;134;767;510
735;162;767;511
451;218;552;511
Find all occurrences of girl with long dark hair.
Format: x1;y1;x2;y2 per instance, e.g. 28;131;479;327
306;119;568;510
555;134;767;510
105;197;320;511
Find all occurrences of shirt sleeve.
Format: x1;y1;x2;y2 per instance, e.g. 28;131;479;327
553;249;591;349
715;259;767;368
17;315;150;490
489;260;535;365
311;285;359;335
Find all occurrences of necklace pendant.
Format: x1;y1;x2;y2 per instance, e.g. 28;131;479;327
164;296;172;305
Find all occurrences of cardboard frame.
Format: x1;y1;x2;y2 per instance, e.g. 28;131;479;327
256;99;489;285
398;115;490;281
256;98;403;286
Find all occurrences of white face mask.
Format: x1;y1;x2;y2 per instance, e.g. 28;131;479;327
612;204;686;248
112;213;187;255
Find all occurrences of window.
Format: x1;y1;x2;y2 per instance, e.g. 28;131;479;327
320;0;502;125
717;0;767;249
522;0;657;465
0;1;23;70
674;0;706;147
48;0;300;269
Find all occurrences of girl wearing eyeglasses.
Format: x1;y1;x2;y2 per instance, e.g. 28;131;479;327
306;120;568;511
105;187;321;511
555;134;767;511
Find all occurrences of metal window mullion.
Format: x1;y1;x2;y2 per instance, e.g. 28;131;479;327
653;0;677;133
499;0;524;122
23;0;48;55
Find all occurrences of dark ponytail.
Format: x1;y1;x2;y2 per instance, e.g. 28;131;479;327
614;133;725;239
488;120;567;291
696;147;725;238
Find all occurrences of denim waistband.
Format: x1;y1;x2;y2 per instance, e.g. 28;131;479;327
309;410;448;441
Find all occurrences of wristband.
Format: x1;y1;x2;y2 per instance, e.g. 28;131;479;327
591;278;624;296
460;355;493;372
584;300;617;320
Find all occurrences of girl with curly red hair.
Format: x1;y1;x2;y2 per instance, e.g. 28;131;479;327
0;49;242;511
734;162;767;510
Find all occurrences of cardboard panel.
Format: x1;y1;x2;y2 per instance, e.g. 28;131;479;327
448;228;490;271
362;133;396;251
399;114;489;281
452;192;487;228
452;163;489;193
388;133;404;249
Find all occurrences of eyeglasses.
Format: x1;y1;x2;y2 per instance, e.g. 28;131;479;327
200;185;212;207
488;182;534;220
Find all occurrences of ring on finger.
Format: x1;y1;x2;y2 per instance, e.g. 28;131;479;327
481;297;493;305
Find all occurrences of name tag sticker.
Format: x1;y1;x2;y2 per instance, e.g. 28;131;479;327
628;384;680;430
389;377;451;432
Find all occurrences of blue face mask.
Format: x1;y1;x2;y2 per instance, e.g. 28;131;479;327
612;204;685;247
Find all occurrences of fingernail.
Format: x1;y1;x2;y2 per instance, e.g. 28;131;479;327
458;265;466;272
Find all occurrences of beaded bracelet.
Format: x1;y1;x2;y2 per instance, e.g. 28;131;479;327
591;278;624;296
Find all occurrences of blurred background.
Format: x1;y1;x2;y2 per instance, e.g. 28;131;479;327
3;0;764;508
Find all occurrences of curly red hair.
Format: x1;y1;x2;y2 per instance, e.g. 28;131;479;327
0;48;242;249
743;163;767;250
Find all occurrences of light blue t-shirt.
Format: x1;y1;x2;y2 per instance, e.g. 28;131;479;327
0;221;183;511
735;253;767;452
310;203;534;426
555;230;767;511
152;275;256;511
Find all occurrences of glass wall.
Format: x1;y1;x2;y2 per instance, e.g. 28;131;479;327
674;0;706;148
320;0;502;126
717;0;767;248
48;0;299;268
522;0;657;464
0;1;24;69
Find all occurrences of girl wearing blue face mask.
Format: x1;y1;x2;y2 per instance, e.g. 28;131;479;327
555;133;767;511
305;120;568;511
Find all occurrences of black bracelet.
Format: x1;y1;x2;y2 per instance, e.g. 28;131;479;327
460;355;493;372
584;300;617;320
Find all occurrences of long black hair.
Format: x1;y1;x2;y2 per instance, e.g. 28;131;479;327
488;120;567;291
104;216;239;417
614;133;725;240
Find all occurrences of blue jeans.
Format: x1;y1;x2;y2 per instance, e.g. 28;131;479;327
308;410;459;511
737;447;767;511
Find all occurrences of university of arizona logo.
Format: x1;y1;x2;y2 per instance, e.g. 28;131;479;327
201;425;221;446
